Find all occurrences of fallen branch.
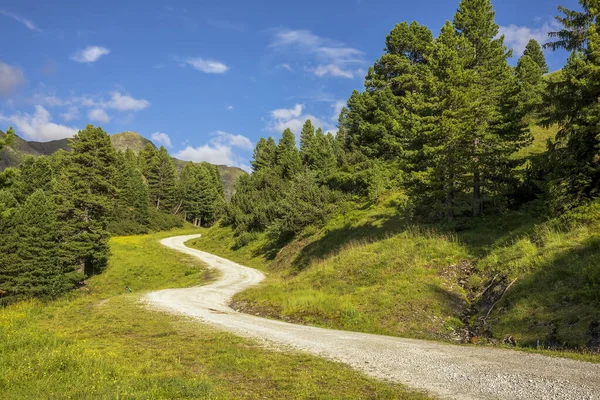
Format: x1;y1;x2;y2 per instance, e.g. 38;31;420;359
485;277;518;319
473;273;500;300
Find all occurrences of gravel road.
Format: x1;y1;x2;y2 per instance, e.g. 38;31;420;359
145;234;600;400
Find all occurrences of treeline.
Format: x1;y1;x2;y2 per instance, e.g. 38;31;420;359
0;125;224;304
226;0;599;240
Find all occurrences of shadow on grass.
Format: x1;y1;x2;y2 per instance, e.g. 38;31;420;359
290;211;409;273
486;235;600;350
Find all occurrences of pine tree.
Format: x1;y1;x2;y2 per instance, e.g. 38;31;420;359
523;39;549;73
412;21;477;220
0;126;15;152
276;129;302;179
111;150;150;231
454;0;530;216
146;146;177;212
0;190;71;303
515;54;544;118
53;125;117;276
11;156;54;203
299;120;315;165
251;137;277;172
543;3;600;212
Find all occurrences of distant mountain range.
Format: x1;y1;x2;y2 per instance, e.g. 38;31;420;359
0;130;246;200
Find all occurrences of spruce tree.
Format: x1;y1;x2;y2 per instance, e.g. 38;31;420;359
0;126;14;152
543;3;600;211
11;156;54;203
251;137;277;172
53;125;117;276
515;54;544;118
454;0;529;216
0;190;71;303
276;129;302;179
146;146;177;212
299;119;315;164
523;39;549;73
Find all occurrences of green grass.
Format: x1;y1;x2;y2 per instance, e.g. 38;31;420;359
0;227;427;399
188;195;600;363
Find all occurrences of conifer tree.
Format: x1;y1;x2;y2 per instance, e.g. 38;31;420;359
299;119;315;164
146;146;177;212
53;125;117;276
515;54;544;117
543;2;600;211
0;190;71;303
276;129;302;179
251;137;277;172
454;0;529;216
523;39;549;73
11;156;54;203
0;126;14;152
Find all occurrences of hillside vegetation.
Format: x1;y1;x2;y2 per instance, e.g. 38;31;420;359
188;0;600;357
0;228;423;399
0;130;246;199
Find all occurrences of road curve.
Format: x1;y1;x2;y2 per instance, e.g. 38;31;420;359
145;234;600;400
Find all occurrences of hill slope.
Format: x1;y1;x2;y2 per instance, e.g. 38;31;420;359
0;130;246;199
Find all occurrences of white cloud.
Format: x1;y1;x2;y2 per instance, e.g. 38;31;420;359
0;10;41;31
332;100;345;122
104;91;150;111
499;21;557;56
88;108;110;123
184;57;229;74
271;104;303;120
174;131;253;167
214;130;253;150
61;106;79;122
270;28;365;79
0;61;25;95
277;63;294;72
175;144;235;165
151;131;172;147
268;103;336;135
227;105;234;110
309;64;355;79
0;106;78;141
71;46;111;63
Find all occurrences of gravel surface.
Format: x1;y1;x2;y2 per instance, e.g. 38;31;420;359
145;234;600;400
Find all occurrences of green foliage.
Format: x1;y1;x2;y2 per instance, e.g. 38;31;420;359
523;39;549;73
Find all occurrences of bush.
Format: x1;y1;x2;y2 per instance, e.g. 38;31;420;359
107;219;149;236
233;232;259;250
147;209;184;232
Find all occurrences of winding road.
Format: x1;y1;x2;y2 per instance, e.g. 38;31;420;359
145;234;600;400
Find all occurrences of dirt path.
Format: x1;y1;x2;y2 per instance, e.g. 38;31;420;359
145;234;600;400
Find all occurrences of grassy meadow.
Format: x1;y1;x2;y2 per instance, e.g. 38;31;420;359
189;195;600;363
0;227;427;399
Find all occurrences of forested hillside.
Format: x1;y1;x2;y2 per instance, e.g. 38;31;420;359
188;0;600;353
0;130;246;199
0;125;225;305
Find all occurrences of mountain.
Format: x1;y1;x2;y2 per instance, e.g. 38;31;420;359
0;130;246;199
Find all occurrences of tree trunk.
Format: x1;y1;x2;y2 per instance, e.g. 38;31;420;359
446;171;455;222
473;169;482;217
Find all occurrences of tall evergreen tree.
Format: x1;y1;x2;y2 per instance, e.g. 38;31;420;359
523;39;549;73
251;137;277;172
146;146;177;212
543;2;600;212
11;156;54;203
276;129;302;179
454;0;529;216
515;54;544;118
299;119;315;164
0;190;71;303
53;125;117;276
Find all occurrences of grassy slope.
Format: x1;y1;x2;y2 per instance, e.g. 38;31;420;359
189;193;600;362
0;228;425;399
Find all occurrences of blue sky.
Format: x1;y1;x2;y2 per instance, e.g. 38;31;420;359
0;0;580;171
